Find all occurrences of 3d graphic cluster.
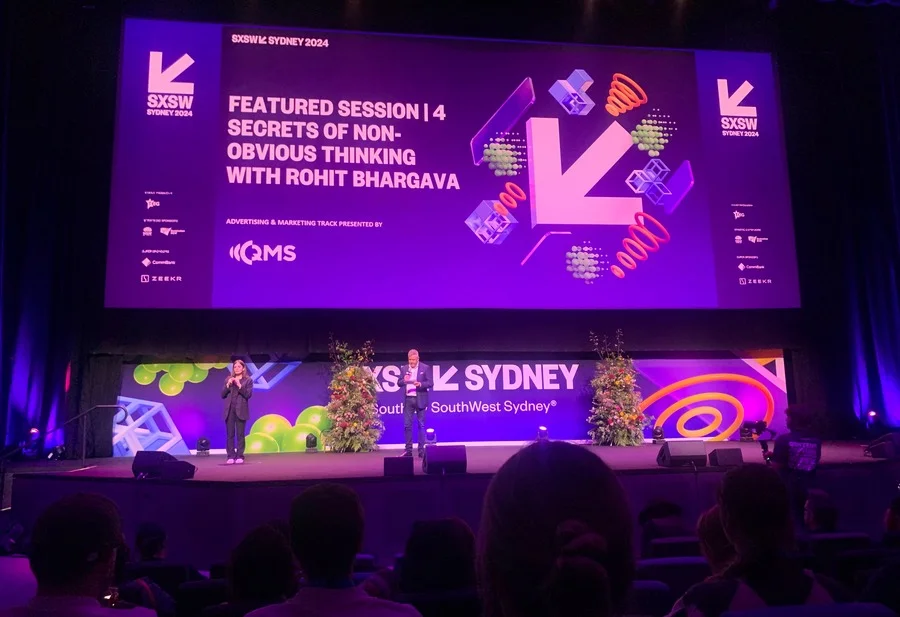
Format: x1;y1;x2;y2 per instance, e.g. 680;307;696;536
132;362;230;396
626;159;672;206
465;200;519;245
549;69;596;116
631;112;677;157
566;244;604;284
244;405;332;454
482;137;525;177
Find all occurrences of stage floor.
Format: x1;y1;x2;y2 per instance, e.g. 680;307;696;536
6;440;879;486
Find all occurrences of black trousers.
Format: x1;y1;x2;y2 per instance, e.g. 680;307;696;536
404;396;425;453
225;410;246;459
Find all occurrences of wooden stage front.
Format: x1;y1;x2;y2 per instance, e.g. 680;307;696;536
6;441;900;569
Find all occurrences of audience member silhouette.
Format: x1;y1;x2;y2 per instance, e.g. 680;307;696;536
247;483;419;617
696;505;735;576
666;464;849;617
804;489;839;534
398;518;476;594
882;496;900;548
0;493;155;617
203;525;297;617
478;441;634;617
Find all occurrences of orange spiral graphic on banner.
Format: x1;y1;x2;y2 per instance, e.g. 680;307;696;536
610;212;671;278
605;73;648;117
640;373;775;441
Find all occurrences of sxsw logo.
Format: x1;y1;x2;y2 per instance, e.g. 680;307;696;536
147;52;195;117
229;241;296;266
717;79;759;137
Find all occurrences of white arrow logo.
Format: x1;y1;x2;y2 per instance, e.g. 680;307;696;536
717;79;756;117
526;118;642;226
432;366;459;391
148;52;195;95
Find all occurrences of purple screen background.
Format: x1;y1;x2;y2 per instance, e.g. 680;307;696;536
106;20;799;309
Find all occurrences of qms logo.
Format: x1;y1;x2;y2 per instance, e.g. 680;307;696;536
229;241;297;266
147;52;195;117
717;79;759;138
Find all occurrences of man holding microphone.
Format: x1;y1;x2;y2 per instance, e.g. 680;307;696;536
399;349;433;458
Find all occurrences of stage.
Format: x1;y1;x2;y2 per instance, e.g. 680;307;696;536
6;441;900;569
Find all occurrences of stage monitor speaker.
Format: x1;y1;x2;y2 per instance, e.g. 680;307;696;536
384;455;414;477
423;445;467;475
867;433;900;459
132;451;195;480
657;441;707;468
708;448;744;467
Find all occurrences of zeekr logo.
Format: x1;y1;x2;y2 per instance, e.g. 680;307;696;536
717;79;759;137
229;241;297;266
147;52;195;117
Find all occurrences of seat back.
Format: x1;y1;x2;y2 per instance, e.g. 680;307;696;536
649;536;702;558
636;557;711;599
397;589;481;617
628;580;674;617
176;579;228;617
721;603;897;617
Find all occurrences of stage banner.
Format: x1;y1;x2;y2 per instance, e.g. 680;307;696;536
114;353;788;456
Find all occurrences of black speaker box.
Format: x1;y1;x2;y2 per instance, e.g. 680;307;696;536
867;433;900;459
422;445;467;475
656;441;707;468
708;448;744;467
132;451;195;480
384;455;415;477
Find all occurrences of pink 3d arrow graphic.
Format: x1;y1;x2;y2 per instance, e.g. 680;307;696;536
148;52;195;94
526;118;643;226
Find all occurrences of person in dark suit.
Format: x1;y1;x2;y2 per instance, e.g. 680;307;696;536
399;349;433;457
221;359;253;465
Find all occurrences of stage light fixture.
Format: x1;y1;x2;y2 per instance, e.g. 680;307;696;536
19;428;41;459
652;426;665;443
305;433;318;452
537;426;549;440
196;438;211;456
46;445;66;461
425;428;437;444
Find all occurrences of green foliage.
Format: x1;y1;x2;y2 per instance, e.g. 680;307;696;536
323;336;383;453
587;329;651;446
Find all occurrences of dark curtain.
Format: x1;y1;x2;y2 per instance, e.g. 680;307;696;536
848;18;900;427
71;355;124;459
0;2;111;450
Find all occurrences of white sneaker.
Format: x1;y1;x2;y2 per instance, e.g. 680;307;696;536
226;458;235;465
235;458;244;465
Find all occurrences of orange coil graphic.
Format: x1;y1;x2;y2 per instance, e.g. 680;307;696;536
493;182;527;216
640;373;776;441
605;73;648;117
610;212;671;278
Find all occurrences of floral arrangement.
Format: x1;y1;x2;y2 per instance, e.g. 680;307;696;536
587;329;651;446
323;336;383;452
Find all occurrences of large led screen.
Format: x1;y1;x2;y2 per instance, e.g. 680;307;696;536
106;19;799;309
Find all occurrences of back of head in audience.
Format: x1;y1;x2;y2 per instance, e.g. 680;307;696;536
804;489;838;533
400;518;476;593
697;505;735;575
478;441;634;617
289;483;363;582
719;464;793;558
29;493;123;598
785;404;815;434
230;524;297;603
135;522;167;561
884;496;900;533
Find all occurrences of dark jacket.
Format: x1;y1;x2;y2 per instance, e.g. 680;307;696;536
399;362;433;411
221;375;253;420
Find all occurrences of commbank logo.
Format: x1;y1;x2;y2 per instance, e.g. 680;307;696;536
717;79;758;137
147;52;195;117
228;241;297;266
